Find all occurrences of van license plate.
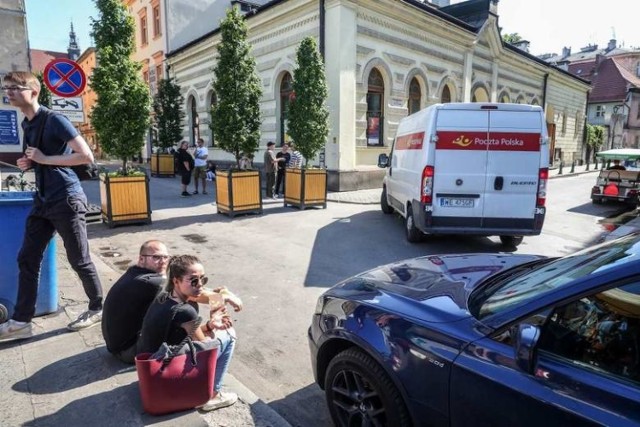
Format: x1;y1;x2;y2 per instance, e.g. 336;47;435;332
440;198;474;208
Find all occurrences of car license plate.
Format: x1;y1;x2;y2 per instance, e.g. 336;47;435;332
440;198;474;208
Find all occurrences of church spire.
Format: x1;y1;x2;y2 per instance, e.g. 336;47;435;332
67;21;81;60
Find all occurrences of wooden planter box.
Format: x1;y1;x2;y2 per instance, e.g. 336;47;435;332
150;153;175;177
100;174;152;228
284;168;327;209
215;169;263;217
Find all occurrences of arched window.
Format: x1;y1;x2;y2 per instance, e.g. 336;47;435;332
516;95;526;104
279;72;293;146
189;96;199;145
499;92;510;103
367;68;384;146
441;85;451;103
471;86;489;103
408;78;421;115
209;91;217;147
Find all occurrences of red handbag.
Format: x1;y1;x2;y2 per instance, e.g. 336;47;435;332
135;340;218;415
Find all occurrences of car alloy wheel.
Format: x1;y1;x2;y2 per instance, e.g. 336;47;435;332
325;348;411;427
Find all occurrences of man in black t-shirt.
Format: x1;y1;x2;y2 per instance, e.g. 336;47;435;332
274;143;291;197
101;240;169;364
175;141;194;197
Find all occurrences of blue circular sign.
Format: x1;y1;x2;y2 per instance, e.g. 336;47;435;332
43;59;87;97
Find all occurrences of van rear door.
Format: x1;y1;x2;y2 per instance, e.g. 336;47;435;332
482;109;542;229
432;109;489;227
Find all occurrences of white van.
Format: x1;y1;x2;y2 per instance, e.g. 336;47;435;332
378;102;549;247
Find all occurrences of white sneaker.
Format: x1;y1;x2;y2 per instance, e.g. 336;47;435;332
0;320;33;343
198;391;238;412
67;309;102;331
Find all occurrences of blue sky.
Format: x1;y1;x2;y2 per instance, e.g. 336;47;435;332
25;0;98;53
26;0;640;56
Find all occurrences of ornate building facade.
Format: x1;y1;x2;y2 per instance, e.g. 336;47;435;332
167;0;590;191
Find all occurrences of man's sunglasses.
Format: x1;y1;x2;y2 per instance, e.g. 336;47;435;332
141;254;169;262
186;275;208;287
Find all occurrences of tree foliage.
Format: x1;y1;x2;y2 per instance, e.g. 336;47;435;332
287;37;329;167
35;72;51;108
586;123;605;148
210;7;262;168
90;0;150;174
153;76;185;151
502;32;522;44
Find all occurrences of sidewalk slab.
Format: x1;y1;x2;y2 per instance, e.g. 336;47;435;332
0;238;291;427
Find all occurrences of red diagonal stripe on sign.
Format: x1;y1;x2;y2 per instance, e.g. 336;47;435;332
51;64;81;91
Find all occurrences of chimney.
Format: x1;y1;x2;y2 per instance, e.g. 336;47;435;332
608;39;617;51
562;47;571;58
513;40;530;53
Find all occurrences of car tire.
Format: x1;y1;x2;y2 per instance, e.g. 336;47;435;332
325;348;411;427
500;235;524;247
405;206;423;243
381;186;393;214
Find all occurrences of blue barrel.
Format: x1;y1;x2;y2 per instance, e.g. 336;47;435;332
0;191;58;321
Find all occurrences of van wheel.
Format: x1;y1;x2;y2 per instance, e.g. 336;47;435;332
381;187;393;214
405;207;423;243
500;235;524;247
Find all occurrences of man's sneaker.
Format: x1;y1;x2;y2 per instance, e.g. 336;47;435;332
0;320;33;343
199;391;238;412
67;310;102;332
181;191;191;197
192;190;199;195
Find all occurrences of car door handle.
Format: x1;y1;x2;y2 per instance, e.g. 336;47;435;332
494;176;504;190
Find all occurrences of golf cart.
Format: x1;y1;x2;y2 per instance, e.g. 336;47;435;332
591;149;640;206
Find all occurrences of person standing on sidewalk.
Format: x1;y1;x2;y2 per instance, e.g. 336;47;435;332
274;143;291;197
192;138;209;194
101;240;169;364
289;142;304;169
176;141;194;197
0;71;103;342
263;141;278;199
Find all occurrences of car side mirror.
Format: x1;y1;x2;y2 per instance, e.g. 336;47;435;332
378;153;389;168
513;324;540;373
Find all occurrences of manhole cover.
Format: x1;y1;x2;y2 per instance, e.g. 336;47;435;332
101;251;122;257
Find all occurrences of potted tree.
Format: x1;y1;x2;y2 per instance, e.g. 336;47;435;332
210;7;263;217
91;0;152;227
151;76;184;177
285;37;330;209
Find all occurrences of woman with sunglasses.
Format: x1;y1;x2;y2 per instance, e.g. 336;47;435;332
138;255;239;412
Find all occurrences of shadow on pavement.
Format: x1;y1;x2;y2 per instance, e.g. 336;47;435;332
20;381;198;427
269;383;332;427
567;201;631;217
303;210;505;288
12;347;123;394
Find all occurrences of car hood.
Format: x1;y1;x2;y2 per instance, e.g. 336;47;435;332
331;254;543;324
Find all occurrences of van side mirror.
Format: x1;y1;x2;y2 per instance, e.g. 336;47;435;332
513;324;540;373
378;153;390;168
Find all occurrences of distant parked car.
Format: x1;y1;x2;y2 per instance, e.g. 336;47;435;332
309;234;640;427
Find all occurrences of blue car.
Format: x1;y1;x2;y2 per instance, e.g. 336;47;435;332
309;234;640;426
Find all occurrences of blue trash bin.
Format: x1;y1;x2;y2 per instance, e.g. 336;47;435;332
0;191;58;321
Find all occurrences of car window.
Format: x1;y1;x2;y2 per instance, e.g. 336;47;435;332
537;281;640;385
470;233;640;319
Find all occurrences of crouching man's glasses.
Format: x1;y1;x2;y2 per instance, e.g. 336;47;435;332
141;254;170;262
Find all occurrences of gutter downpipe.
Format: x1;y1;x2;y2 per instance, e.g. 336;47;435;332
319;0;325;60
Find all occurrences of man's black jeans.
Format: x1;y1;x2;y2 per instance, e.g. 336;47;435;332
275;168;286;195
13;194;103;322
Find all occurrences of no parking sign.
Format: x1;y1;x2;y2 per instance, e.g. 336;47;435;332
43;59;86;97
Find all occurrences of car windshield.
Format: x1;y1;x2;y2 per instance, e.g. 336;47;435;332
469;233;640;319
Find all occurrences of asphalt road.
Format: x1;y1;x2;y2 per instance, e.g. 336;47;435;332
75;171;625;427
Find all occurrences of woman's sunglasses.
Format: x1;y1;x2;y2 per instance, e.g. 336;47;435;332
186;275;208;287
